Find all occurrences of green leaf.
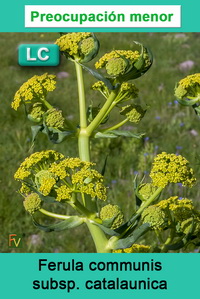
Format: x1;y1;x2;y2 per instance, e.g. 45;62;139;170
94;132;118;138
42;124;74;144
133;42;145;70
111;130;145;138
32;216;84;232
114;214;140;236
166;219;195;250
102;216;116;228
31;125;43;143
122;42;153;81
95;130;144;139
194;106;200;115
111;223;150;249
92;221;120;236
165;239;185;250
80;33;100;63
101;155;108;176
176;98;199;106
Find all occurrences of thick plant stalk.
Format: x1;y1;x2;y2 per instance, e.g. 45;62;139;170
74;61;111;253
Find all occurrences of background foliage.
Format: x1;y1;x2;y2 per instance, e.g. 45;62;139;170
1;32;200;252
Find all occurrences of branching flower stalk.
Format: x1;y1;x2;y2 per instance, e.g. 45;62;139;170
12;33;200;253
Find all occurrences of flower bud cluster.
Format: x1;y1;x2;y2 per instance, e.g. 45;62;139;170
23;193;42;214
100;204;124;229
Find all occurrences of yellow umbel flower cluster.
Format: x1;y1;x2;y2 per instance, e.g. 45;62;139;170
56;185;72;202
91;81;110;98
157;196;195;222
95;50;141;77
28;102;46;122
55;33;91;55
11;73;56;110
100;204;124;229
113;244;150;253
14;150;64;181
142;196;200;235
150;152;196;188
91;81;139;102
120;82;139;94
23;193;42;214
175;73;200;100
141;196;198;232
35;170;57;196
120;104;145;123
45;108;65;129
15;151;107;202
95;50;140;69
55;33;99;62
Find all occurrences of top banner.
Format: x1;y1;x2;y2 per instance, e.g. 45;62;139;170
0;0;199;32
25;5;181;28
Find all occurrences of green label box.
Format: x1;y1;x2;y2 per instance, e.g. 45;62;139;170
18;44;60;66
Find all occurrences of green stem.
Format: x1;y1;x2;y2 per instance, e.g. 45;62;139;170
39;208;72;220
70;199;94;218
86;219;111;253
136;187;163;215
86;90;118;136
78;129;90;162
41;98;53;109
74;61;110;252
75;62;87;128
102;118;128;132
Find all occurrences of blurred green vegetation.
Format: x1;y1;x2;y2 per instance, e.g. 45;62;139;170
0;32;200;253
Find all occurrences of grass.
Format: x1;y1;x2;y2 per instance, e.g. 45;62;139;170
0;32;200;252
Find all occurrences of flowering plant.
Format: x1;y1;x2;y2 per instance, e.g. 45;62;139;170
12;33;200;253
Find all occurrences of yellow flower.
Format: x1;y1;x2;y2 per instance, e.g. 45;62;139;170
35;170;56;196
45;108;65;129
14;167;31;180
120;104;146;123
91;81;110;98
15;153;107;203
150;152;196;188
28;102;46;122
11;73;56;110
56;185;72;201
18;150;64;170
95;46;152;80
157;196;195;222
20;183;31;195
112;244;150;253
95;50;140;69
55;33;99;62
175;73;200;101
